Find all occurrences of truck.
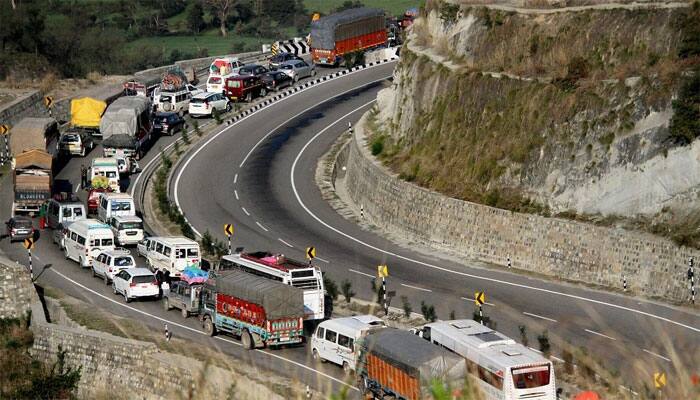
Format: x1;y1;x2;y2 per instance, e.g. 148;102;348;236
12;149;53;215
310;7;387;66
200;269;305;350
69;97;107;137
99;96;153;160
356;328;467;400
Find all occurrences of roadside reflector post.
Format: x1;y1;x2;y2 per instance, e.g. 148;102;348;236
224;224;234;255
474;291;485;325
24;238;35;281
689;257;695;304
377;265;389;315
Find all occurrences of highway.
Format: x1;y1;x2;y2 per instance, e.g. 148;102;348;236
0;56;698;396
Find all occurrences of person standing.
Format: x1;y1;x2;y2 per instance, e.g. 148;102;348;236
80;164;88;189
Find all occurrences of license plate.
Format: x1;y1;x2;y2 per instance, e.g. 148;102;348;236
320;58;328;63
126;231;137;236
140;284;149;288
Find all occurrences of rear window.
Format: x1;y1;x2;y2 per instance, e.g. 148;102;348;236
114;257;134;267
160;95;172;103
101;238;113;246
118;221;142;230
73;207;83;217
187;248;199;257
190;97;211;104
106;171;117;178
15;220;32;228
227;80;241;88
512;365;550;388
61;134;79;143
132;275;154;284
208;77;222;84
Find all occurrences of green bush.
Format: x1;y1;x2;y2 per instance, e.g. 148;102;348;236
370;136;384;156
401;296;412;318
323;275;339;301
341;279;355;303
669;68;700;145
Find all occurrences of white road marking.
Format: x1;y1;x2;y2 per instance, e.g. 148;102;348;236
619;385;639;396
528;347;543;354
316;257;329;263
460;297;495;307
523;312;558;323
234;190;239;200
45;267;355;390
241;207;250;216
643;348;671;362
278;238;294;248
289;117;700;335
74;184;80;193
584;329;617;341
234;173;238;184
348;268;374;279
400;283;432;292
256;222;269;232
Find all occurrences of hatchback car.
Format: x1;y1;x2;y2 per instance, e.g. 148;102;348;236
189;92;231;118
237;64;269;78
58;131;94;157
93;249;136;284
112;268;159;302
279;60;316;82
261;71;293;91
268;52;303;70
5;216;34;242
152;112;186;136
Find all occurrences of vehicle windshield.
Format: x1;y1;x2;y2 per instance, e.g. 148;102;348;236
119;222;142;230
208;76;221;84
112;201;131;211
61;134;79;143
280;65;293;70
106;171;117;178
133;275;154;284
114;257;134;267
512;365;550;389
101;238;113;246
72;207;83;217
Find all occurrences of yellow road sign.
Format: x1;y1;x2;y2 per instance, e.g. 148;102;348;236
306;247;316;260
0;124;8;135
475;291;485;306
654;372;666;389
223;224;234;237
377;264;389;278
43;96;54;108
312;13;321;21
271;42;279;56
23;238;34;250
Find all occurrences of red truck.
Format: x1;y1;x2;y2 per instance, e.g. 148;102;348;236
200;269;304;349
310;7;387;66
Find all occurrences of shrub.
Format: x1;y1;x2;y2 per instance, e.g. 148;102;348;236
669;68;700;145
421;301;437;322
323;276;339;301
401;296;412;318
370;136;384;156
181;128;190;145
537;330;551;357
519;325;529;347
193;120;202;137
341;279;355;303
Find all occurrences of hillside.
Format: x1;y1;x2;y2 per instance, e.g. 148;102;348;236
373;1;700;224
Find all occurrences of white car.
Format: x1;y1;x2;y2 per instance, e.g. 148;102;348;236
92;249;135;284
112;268;159;303
188;92;231;118
137;238;149;258
279;60;316;82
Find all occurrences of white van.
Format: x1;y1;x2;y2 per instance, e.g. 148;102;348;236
142;236;201;278
156;89;192;115
97;192;135;223
63;219;115;268
90;158;120;192
46;199;86;230
311;315;386;373
108;215;144;246
206;57;243;93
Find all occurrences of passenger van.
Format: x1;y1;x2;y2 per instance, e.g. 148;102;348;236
311;315;386;373
46;199;86;229
97;192;135;223
90;158;120;192
63;219;115;268
141;236;201;278
206;57;243;93
155;89;192;115
108;215;144;246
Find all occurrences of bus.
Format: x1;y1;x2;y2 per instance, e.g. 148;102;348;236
411;320;556;400
219;251;325;322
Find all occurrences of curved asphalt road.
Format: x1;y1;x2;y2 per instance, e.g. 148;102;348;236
172;61;700;391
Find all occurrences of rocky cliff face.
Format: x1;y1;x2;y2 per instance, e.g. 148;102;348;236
375;1;696;217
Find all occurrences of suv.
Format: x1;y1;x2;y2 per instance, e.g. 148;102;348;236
153;112;186;136
58;131;94;157
155;89;192;115
163;280;203;318
113;268;159;303
5;216;34;242
189;92;231;118
92;249;135;284
225;76;266;103
237;64;269;78
268;53;303;70
109;215;144;246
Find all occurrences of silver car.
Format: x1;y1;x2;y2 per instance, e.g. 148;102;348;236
279;60;316;82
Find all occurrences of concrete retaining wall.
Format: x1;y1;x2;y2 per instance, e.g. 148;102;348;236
0;254;35;319
340;113;693;304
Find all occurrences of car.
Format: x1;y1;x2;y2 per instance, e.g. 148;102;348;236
268;52;303;70
188;92;231;118
112;268;159;303
152;112;186;136
45;198;86;230
58;131;94;157
224;75;266;103
5;216;34;242
52;222;72;249
261;71;293;92
136;237;149;258
237;64;269;78
279;60;316;82
92;249;136;284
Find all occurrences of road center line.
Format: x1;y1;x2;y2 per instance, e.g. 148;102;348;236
315;257;329;263
584;329;617;341
523;312;558;323
234;173;238;184
241;207;250;216
643;349;671;362
234;190;239;200
348;268;375;279
256;222;269;232
278;238;294;248
400;283;432;292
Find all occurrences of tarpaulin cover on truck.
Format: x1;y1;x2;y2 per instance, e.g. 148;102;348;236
14;149;52;170
10;117;58;156
362;329;466;384
70;97;107;128
310;7;385;50
211;270;304;320
99;96;151;139
101;134;137;150
160;67;188;92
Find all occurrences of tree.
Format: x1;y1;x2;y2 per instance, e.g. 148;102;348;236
186;2;205;34
670;68;700;145
333;1;364;13
206;0;237;36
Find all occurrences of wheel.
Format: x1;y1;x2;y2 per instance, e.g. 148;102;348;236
167;128;172;136
211;108;219;120
112;283;117;295
293;75;299;83
64;247;69;260
225;102;231;112
92;267;96;277
203;317;215;336
260;88;267;97
163;298;171;311
311;69;316;77
124;291;131;303
79;257;85;268
357;376;368;395
312;348;324;363
343;361;351;375
178;110;184;117
80;147;85;157
104;273;109;285
241;330;253;350
181;307;188;319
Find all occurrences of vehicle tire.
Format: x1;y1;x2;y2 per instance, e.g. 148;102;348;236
166;128;172;136
293;75;299;83
163;297;171;311
112;283;117;295
178;110;184;118
203;317;216;337
92;267;96;277
241;330;253;350
64;247;69;260
245;92;252;103
80;147;85;157
211;108;219;120
311;69;316;77
343;361;351;375
312;348;324;363
226;102;231;112
181;307;188;319
260;88;267;97
357;376;368;395
104;273;109;285
124;292;131;303
79;257;85;268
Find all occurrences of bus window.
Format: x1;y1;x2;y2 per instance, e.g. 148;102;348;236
176;249;186;258
187;248;199;257
512;365;550;388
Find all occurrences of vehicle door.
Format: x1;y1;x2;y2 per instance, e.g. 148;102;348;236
336;333;355;368
93;253;105;275
47;201;59;228
297;61;309;78
115;270;129;294
137;238;149;257
152;242;166;270
67;231;80;261
313;326;326;357
323;329;341;364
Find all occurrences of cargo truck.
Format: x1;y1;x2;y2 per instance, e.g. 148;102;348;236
310;7;387;66
356;328;467;400
69;97;107;137
200;269;305;349
12;149;53;215
100;96;153;160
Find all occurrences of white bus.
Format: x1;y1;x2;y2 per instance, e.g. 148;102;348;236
411;320;556;400
219;251;325;321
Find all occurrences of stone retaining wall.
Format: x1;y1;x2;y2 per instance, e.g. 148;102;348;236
0;254;35;319
339;113;693;304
